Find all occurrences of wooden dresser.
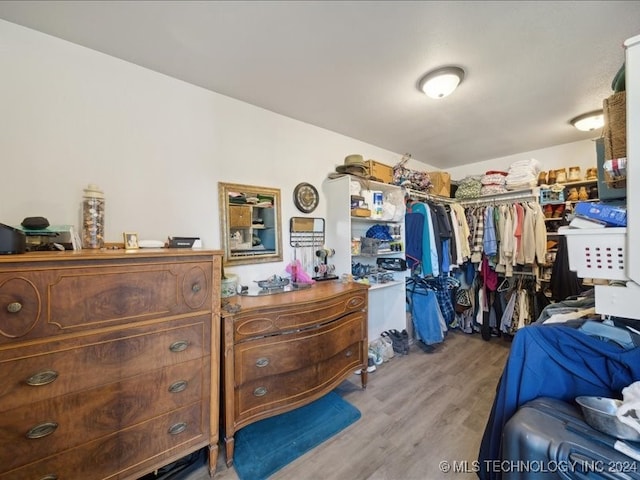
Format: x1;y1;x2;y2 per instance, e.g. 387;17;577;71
221;281;369;466
0;249;222;479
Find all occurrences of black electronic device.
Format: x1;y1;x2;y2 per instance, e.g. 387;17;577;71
21;216;50;230
168;236;200;248
0;223;26;254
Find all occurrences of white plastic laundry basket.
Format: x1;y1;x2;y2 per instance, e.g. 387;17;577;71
558;227;628;281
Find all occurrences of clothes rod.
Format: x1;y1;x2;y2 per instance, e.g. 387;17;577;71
405;187;540;206
404;188;457;204
457;187;540;206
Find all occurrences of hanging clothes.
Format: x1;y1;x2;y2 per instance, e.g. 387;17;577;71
550;235;584;301
405;211;425;273
451;203;471;261
449;207;463;266
429;202;453;274
406;277;447;345
408;201;439;276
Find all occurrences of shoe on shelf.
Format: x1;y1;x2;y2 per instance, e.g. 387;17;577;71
552;204;564;218
544;204;553;218
578;186;589;201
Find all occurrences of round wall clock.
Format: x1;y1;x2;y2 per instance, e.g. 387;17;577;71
293;182;319;213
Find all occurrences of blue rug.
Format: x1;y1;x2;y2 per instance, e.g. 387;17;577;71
233;391;361;480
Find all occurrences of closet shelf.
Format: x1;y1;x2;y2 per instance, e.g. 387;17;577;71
555;179;598;188
354;251;403;258
351;217;402;224
367;280;405;291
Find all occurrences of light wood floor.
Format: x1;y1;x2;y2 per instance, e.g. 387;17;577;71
190;330;512;480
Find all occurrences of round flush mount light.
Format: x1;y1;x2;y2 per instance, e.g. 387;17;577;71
570;110;605;131
418;66;465;99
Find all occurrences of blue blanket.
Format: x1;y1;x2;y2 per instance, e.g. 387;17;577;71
478;324;640;480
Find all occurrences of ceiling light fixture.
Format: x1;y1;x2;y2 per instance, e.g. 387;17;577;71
418;66;465;99
570;110;605;131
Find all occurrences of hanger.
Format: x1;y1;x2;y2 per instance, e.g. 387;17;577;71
497;277;511;292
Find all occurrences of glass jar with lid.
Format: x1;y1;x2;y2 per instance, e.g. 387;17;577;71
82;184;105;249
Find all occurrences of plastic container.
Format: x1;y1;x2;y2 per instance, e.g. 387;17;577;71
539;188;565;205
82;184;105;249
558;226;628;281
371;191;384;219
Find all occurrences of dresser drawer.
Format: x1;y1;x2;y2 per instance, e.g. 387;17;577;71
233;290;366;341
0;318;208;412
235;311;365;384
236;340;364;424
233;312;366;423
0;357;206;472
0;261;212;343
0;402;207;480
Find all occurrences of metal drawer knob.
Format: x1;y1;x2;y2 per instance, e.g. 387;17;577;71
168;380;188;393
192;283;201;293
255;357;269;368
7;302;22;313
253;386;268;397
169;340;188;353
26;422;58;439
345;349;353;357
26;370;59;387
168;422;187;435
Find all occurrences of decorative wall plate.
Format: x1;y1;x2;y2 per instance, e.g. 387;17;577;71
293;182;319;213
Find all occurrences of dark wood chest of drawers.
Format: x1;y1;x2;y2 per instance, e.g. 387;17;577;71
221;281;368;465
0;249;222;480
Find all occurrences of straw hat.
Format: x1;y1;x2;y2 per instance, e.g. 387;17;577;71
335;154;369;176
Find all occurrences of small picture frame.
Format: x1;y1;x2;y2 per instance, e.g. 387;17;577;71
123;232;139;250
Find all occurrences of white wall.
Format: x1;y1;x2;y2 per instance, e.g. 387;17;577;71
445;138;599;181
0;19;426;283
0;19;603;285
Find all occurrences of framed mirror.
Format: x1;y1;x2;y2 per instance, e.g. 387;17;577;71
218;182;283;266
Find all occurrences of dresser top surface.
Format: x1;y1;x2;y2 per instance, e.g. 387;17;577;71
222;280;368;313
0;248;223;265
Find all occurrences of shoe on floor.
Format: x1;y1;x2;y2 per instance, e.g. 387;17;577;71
354;354;377;374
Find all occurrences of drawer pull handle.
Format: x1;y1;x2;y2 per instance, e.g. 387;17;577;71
345;349;353;357
192;283;201;293
168;380;188;393
169;340;188;353
26;422;58;439
27;370;59;386
255;357;269;368
168;422;187;435
39;475;58;480
7;302;22;313
254;386;267;397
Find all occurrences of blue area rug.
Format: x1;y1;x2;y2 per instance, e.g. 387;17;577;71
233;391;361;480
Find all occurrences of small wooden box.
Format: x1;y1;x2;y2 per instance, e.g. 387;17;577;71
367;160;394;184
351;208;372;217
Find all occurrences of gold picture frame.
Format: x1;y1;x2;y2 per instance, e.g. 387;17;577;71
123;232;139;250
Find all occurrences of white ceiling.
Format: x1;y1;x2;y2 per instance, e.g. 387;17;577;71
1;1;640;169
